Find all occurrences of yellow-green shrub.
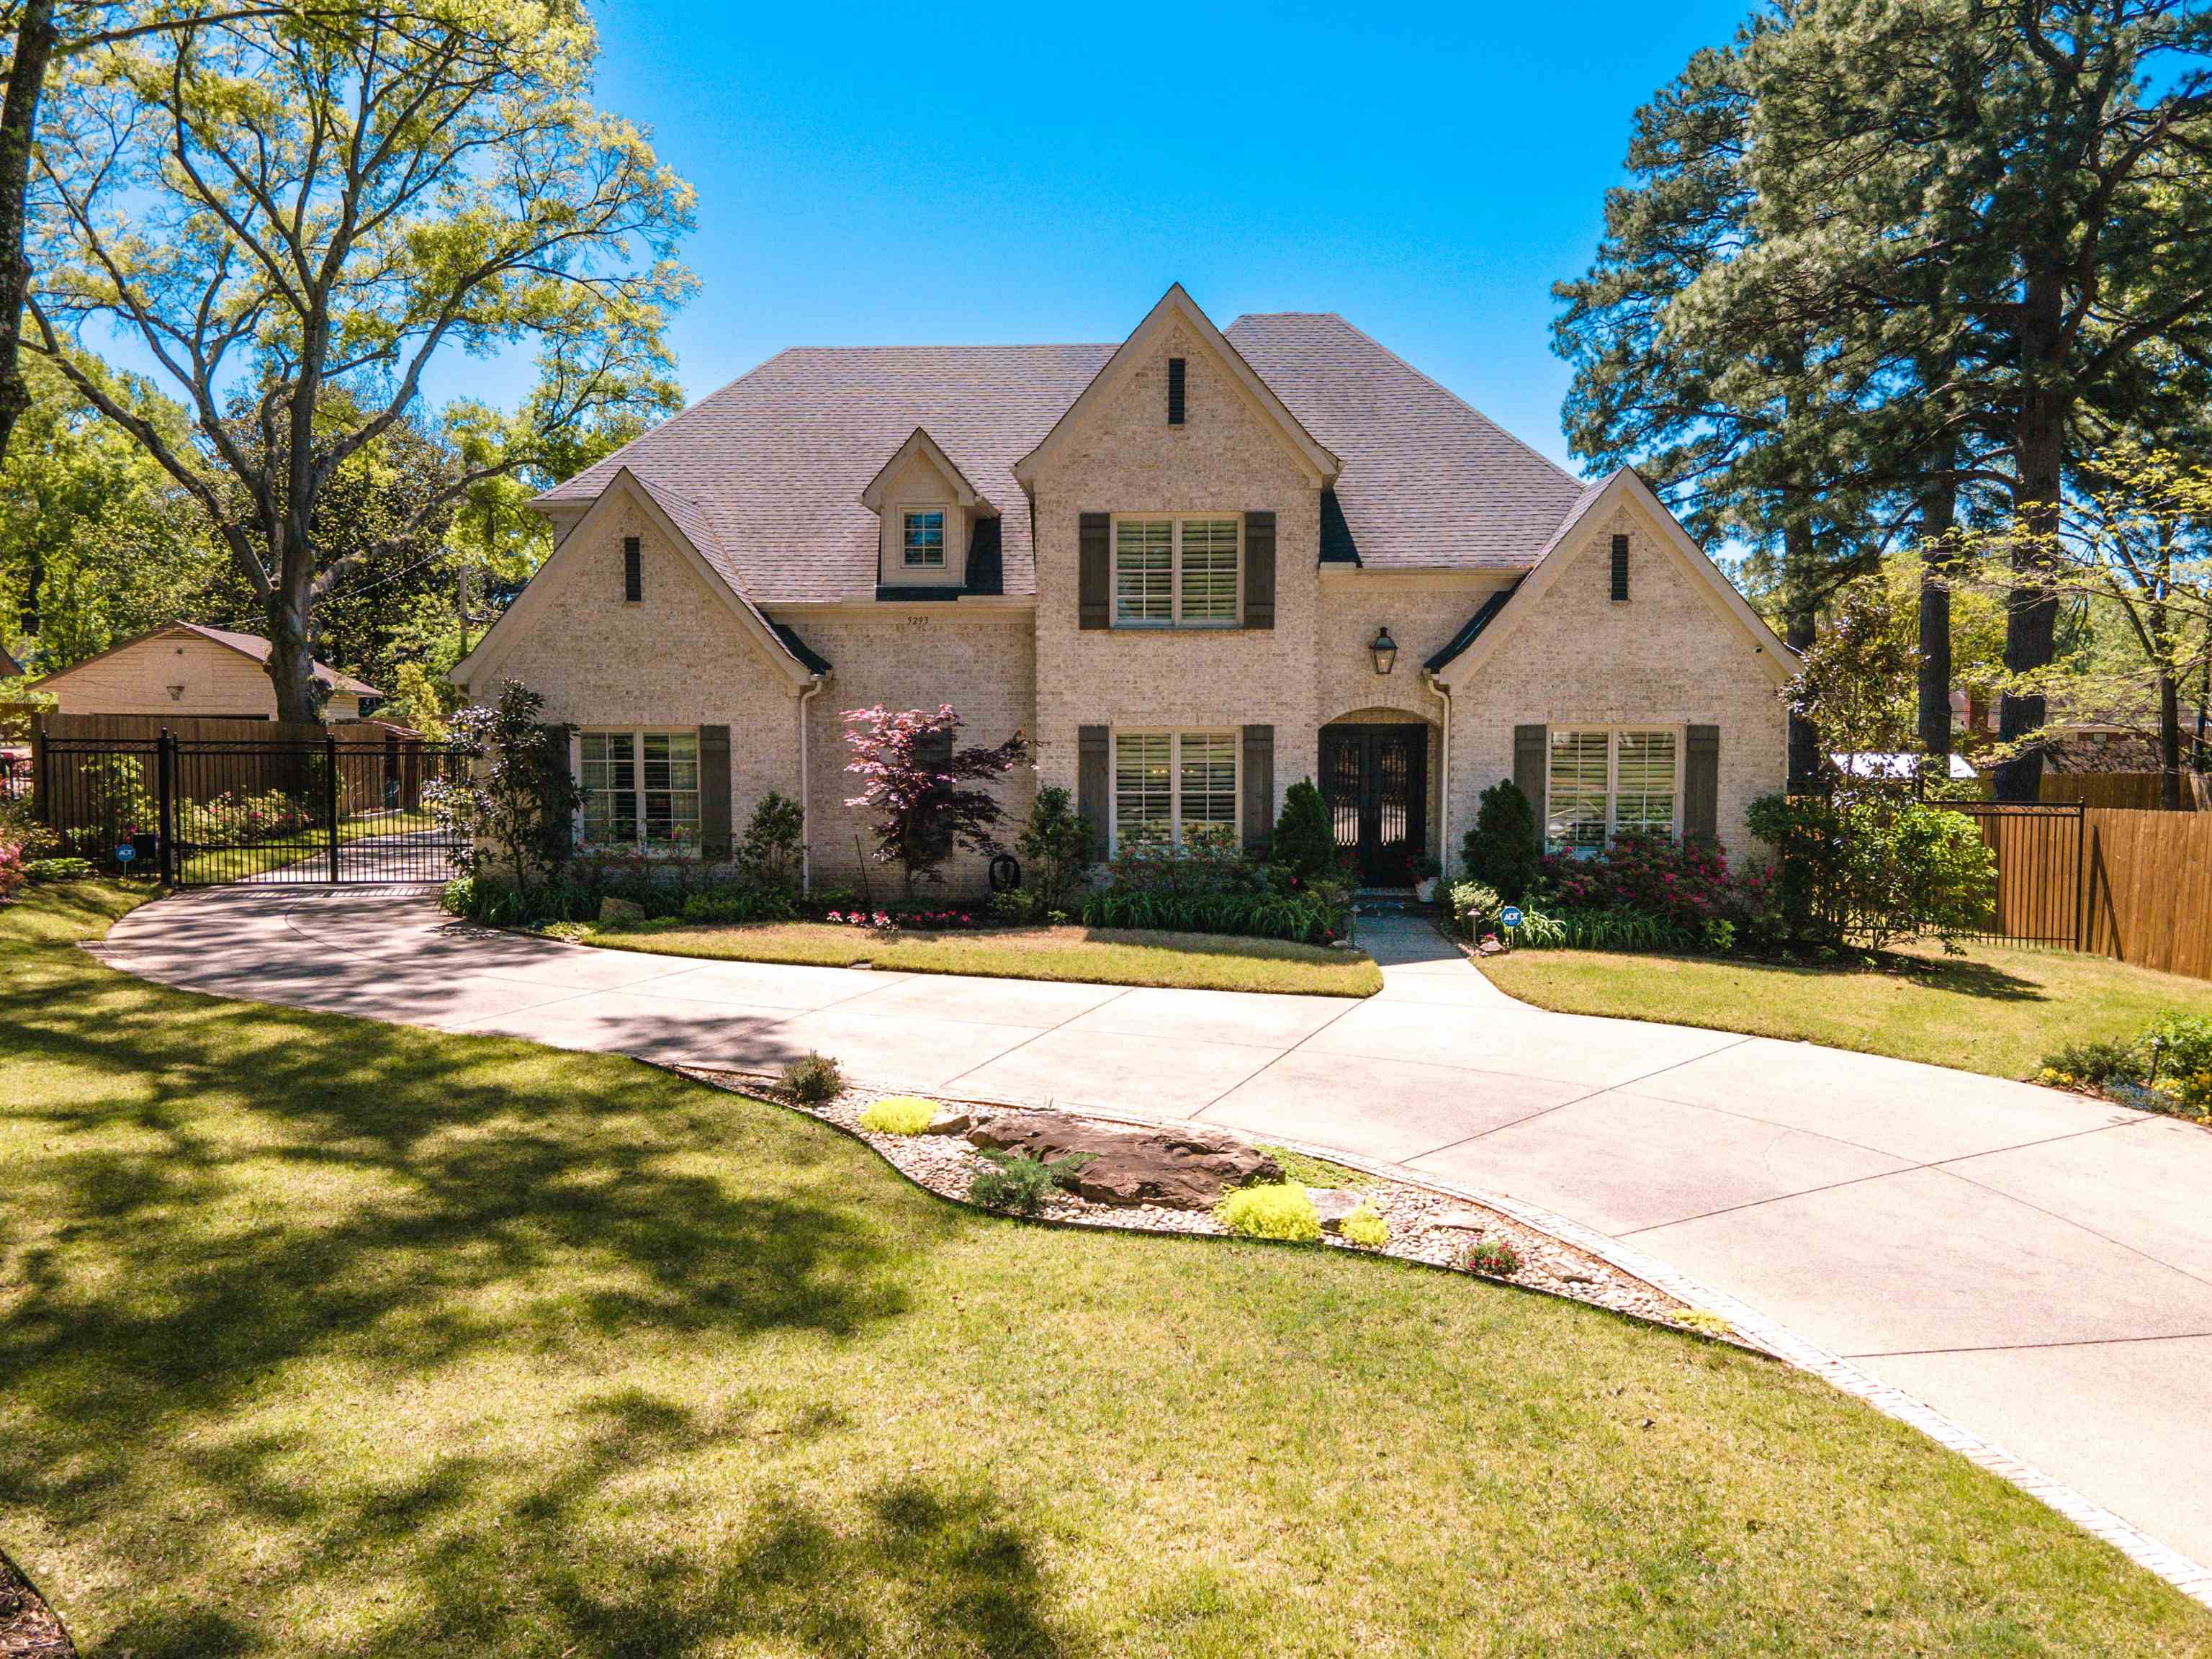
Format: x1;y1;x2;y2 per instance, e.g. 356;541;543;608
1215;1182;1321;1243
858;1096;938;1135
1339;1204;1390;1249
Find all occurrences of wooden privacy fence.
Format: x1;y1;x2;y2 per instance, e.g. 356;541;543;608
2039;771;2211;811
2080;809;2212;981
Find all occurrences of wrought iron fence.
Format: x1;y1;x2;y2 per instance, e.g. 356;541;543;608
32;729;473;886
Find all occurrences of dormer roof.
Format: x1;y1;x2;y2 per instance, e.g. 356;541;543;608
860;427;998;516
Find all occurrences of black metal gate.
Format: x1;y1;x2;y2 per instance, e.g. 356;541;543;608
34;730;472;886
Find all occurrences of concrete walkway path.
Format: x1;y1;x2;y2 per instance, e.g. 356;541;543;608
96;886;2212;1595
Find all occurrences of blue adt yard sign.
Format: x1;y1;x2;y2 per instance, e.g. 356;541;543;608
114;843;136;866
1499;905;1523;930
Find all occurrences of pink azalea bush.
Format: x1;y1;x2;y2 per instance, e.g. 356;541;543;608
1537;832;1773;937
0;836;24;904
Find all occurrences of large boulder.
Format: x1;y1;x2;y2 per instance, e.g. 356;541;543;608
965;1112;1281;1209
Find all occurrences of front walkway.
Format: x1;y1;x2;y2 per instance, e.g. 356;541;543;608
96;886;2212;1597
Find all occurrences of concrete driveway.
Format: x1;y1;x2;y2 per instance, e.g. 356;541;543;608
94;886;2212;1601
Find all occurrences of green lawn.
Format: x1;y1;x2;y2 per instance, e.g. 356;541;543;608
583;918;1385;997
6;884;2211;1656
1480;938;2212;1079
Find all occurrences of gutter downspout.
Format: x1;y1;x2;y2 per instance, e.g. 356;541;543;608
798;674;824;893
1425;669;1452;881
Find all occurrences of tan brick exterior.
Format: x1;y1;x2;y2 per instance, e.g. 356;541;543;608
467;493;804;848
1437;496;1789;863
788;607;1037;890
1030;321;1324;827
465;317;1788;891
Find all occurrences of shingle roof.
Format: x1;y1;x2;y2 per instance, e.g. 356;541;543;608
169;621;381;697
1225;314;1586;571
541;315;1588;601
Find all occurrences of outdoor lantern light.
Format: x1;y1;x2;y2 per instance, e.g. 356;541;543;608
1370;626;1398;675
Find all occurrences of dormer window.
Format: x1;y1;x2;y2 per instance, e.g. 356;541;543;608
902;509;946;569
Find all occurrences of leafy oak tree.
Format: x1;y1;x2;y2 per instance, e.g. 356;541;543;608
25;1;693;720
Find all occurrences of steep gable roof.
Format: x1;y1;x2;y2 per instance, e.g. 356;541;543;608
860;427;996;514
533;302;1613;603
1225;313;1588;571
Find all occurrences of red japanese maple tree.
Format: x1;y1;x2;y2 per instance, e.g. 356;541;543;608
842;705;1027;896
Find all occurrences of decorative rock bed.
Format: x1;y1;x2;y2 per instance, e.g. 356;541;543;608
681;1067;1746;1344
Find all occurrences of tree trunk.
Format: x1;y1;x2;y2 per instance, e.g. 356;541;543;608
1783;517;1820;786
1994;284;2066;804
262;586;323;725
1915;458;1958;760
2158;667;2182;811
0;0;56;469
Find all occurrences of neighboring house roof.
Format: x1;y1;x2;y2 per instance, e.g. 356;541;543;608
0;642;20;677
539;295;1596;603
35;621;380;698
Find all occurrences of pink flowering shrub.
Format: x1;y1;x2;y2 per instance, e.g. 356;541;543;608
1537;832;1773;936
822;907;980;932
0;836;24;904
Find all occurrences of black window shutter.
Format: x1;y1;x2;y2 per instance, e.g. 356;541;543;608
1685;725;1720;844
1513;724;1546;816
1243;511;1275;629
624;536;642;603
1241;725;1274;853
1166;357;1186;426
540;723;574;860
1609;534;1629;603
1076;726;1110;860
698;724;732;858
1079;513;1110;630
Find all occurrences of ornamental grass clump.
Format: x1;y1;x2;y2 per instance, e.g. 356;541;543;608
968;1149;1092;1215
858;1096;938;1136
780;1051;843;1104
1214;1182;1321;1244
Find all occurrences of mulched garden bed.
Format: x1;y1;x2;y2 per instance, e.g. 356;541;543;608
0;1552;75;1659
680;1068;1750;1347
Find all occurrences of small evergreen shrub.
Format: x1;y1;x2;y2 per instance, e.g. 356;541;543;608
1015;785;1097;914
968;1149;1092;1215
1460;1238;1521;1277
1448;879;1503;939
2038;1038;2144;1089
1463;779;1540;900
2144;1012;2212;1084
858;1096;938;1135
1339;1204;1390;1249
1214;1182;1321;1243
1269;780;1339;881
1748;791;1997;952
780;1051;843;1103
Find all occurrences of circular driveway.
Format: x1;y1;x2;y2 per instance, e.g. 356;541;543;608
94;885;2212;1601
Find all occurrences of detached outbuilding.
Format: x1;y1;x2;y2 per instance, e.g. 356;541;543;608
32;621;380;724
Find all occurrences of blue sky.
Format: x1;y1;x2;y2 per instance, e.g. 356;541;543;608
422;0;1749;472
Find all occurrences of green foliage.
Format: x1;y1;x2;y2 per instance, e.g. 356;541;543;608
24;857;94;883
779;1052;843;1105
1339;1205;1390;1249
430;679;581;893
1786;576;1919;763
858;1097;938;1136
737;791;805;891
1269;780;1339;882
1747;793;1997;953
967;1149;1093;1216
1464;780;1541;901
1014;785;1095;914
1448;880;1504;939
2039;1038;2144;1088
1213;1182;1321;1244
441;863;801;930
1258;1146;1377;1190
1082;838;1346;945
1461;1238;1521;1277
1511;907;1699;953
2144;1012;2212;1084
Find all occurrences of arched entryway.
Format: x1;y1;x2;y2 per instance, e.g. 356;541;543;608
1319;709;1438;887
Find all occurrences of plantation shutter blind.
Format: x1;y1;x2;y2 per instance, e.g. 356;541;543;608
1076;725;1110;860
698;725;732;859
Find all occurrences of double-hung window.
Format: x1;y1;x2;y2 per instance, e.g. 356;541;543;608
1114;729;1237;852
1114;516;1239;626
580;729;701;853
901;509;946;569
1545;727;1678;850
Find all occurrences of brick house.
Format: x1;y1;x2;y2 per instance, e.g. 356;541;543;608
453;287;1792;889
35;621;380;723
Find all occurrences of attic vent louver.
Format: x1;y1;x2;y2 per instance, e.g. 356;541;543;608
624;536;642;603
1609;534;1629;603
1166;357;1185;426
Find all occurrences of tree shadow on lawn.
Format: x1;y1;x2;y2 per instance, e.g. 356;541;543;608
0;925;1049;1655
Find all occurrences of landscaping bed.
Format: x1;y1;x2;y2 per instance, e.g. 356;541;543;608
691;1065;1729;1338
